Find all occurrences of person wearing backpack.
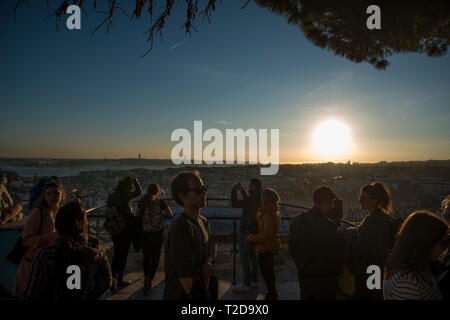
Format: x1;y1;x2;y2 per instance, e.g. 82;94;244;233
136;183;173;295
350;182;397;300
106;176;142;291
13;181;64;297
247;188;282;300
21;199;112;300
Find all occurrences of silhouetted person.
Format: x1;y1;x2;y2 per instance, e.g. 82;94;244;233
289;186;344;300
442;196;450;224
384;211;448;300
350;182;397;300
327;198;343;225
231;178;262;292
137;183;173;295
21;200;112;299
247;188;281;300
0;174;23;225
163;171;214;300
438;196;450;300
106;176;142;291
13;182;64;297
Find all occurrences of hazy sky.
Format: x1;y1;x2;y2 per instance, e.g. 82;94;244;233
1;1;449;163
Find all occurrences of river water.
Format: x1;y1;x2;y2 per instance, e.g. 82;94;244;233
0;165;172;178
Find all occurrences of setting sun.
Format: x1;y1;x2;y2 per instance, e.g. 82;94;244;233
313;120;351;157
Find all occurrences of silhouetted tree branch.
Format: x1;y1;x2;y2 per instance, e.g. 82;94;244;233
13;0;450;69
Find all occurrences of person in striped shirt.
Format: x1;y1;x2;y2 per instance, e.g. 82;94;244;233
384;210;449;300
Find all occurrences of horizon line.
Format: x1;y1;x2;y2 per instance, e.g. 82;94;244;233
1;156;450;166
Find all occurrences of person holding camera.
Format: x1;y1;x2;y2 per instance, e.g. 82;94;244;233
231;178;262;293
289;186;344;300
106;176;142;291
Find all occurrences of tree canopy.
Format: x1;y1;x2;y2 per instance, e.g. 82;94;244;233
13;0;450;68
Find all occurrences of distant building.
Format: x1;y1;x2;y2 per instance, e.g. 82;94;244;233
416;179;450;195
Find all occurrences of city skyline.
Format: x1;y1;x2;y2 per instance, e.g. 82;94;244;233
1;1;449;163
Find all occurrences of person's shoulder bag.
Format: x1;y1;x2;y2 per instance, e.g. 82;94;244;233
6;208;43;265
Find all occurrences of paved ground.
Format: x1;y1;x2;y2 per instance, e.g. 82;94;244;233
102;244;305;300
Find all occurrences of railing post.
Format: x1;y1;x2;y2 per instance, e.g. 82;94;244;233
232;219;237;285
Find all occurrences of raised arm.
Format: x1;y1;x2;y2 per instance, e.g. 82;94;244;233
231;188;246;208
160;200;173;218
129;178;142;200
1;188;13;206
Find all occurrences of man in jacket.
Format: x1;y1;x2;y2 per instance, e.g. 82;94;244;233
289;186;344;300
163;171;215;300
231;178;262;292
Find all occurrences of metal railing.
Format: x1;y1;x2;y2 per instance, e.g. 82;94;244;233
86;198;356;285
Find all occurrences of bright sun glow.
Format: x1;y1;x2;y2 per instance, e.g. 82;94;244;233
313;120;351;157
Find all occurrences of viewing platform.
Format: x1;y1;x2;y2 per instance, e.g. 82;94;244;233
1;198;355;299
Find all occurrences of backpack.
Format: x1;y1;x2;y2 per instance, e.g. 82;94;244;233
6;208;43;265
103;205;126;234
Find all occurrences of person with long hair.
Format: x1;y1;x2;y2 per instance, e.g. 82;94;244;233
13;181;64;297
0;173;23;224
350;181;397;300
384;211;449;300
247;188;282;300
439;196;450;299
107;176;142;291
137;183;173;295
21;199;112;299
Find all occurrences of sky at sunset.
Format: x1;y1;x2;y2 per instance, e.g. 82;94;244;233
1;1;449;163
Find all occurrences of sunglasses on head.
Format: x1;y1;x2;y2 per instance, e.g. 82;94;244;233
187;185;207;194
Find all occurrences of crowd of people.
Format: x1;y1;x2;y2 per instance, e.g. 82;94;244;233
289;183;449;300
3;171;449;300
